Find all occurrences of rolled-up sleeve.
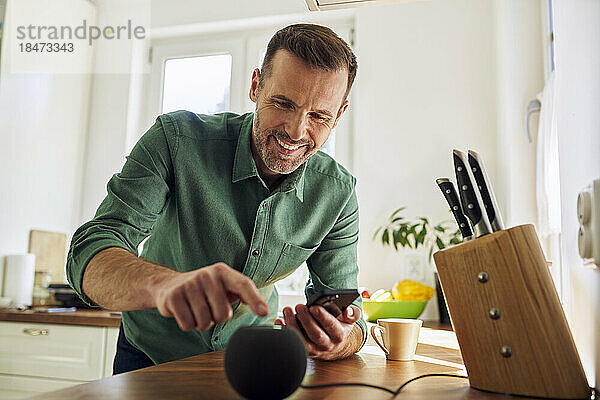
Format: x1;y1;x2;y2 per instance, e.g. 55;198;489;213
66;117;175;307
304;179;367;349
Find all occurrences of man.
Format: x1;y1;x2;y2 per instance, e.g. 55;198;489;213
66;23;366;374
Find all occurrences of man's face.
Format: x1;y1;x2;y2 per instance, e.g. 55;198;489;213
249;49;349;180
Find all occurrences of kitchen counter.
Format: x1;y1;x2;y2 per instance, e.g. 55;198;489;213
0;308;121;328
0;308;449;331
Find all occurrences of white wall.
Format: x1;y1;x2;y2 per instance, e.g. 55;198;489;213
353;0;501;319
0;0;95;283
79;0;150;222
493;0;543;229
553;0;600;386
149;0;306;28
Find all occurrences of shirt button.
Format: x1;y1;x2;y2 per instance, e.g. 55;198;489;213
262;202;267;209
213;336;219;342
252;249;259;257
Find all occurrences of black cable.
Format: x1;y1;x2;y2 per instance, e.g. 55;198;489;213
301;382;395;395
392;373;468;395
301;373;469;397
303;378;599;400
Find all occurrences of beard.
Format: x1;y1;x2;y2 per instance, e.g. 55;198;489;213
252;110;316;175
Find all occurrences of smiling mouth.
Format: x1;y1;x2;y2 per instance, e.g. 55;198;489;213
272;136;307;154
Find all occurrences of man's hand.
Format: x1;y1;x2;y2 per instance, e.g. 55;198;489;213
150;263;269;331
275;304;363;360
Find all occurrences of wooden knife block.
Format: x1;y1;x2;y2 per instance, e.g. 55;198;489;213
433;224;590;399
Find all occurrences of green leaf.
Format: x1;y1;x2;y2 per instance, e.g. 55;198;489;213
390;207;406;218
399;231;411;248
416;226;427;246
428;246;434;262
413;231;421;247
382;229;389;245
373;226;383;240
449;237;462;245
434;225;445;233
391;217;405;223
408;224;419;235
436;236;445;250
392;230;399;250
399;232;409;248
419;217;429;224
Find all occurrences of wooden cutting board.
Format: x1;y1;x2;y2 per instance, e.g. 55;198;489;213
28;230;68;283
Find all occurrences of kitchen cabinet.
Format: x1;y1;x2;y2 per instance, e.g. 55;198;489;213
0;314;119;399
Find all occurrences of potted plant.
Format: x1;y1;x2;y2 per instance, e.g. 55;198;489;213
374;207;463;324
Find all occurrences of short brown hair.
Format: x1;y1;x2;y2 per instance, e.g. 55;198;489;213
258;23;357;110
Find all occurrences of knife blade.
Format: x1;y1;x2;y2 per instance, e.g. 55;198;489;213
453;149;493;237
435;178;474;241
467;150;505;231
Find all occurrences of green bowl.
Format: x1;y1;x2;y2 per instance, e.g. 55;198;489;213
361;299;427;322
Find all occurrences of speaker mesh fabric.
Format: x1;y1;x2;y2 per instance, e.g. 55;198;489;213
225;326;307;400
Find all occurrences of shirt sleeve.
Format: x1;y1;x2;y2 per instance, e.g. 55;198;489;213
304;178;367;349
66;116;175;307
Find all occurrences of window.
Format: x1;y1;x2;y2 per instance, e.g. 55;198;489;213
148;35;245;120
161;54;232;114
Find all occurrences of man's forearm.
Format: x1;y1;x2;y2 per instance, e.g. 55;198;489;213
82;247;178;311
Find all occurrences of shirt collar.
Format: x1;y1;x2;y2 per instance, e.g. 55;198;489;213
232;112;305;202
279;161;306;202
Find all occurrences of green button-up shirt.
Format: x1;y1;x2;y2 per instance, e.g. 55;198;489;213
66;110;366;364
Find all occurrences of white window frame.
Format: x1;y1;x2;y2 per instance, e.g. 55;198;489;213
148;34;246;119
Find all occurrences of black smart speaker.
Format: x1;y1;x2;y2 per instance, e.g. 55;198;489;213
224;325;307;400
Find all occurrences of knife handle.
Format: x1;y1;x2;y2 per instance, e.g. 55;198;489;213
453;151;493;237
468;151;504;231
436;178;473;240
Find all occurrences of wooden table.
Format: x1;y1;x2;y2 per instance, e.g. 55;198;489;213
29;324;533;400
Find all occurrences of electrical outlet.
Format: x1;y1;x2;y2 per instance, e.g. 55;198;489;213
577;178;600;268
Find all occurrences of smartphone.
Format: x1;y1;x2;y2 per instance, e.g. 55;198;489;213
305;289;360;318
294;289;359;338
296;289;360;337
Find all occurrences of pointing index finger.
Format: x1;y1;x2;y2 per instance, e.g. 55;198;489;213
222;271;269;317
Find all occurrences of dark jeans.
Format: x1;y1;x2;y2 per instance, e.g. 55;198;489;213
113;321;155;375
